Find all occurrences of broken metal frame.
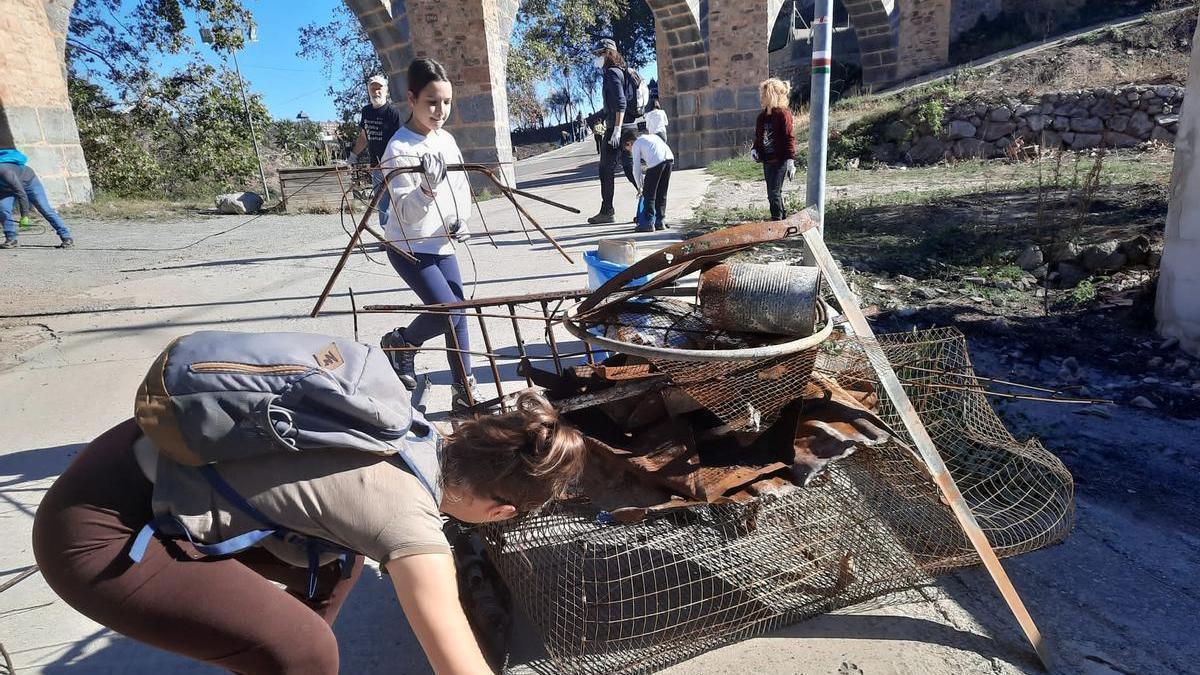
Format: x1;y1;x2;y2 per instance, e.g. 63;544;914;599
554;208;1058;671
311;164;581;318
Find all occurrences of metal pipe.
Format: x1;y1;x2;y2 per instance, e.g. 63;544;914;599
540;300;564;375
805;0;834;261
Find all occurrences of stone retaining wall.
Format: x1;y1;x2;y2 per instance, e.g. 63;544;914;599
871;84;1184;165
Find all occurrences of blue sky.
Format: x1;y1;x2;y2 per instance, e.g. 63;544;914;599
164;0;657;123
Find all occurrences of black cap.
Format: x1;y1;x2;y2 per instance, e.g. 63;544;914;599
593;37;617;54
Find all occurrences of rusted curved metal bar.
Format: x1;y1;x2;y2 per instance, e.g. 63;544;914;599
312;164;577;317
378;165;575;264
573;207;821;321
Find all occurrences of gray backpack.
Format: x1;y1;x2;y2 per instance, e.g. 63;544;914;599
129;330;440;595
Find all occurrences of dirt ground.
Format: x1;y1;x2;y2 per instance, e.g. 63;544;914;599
679;142;1200;673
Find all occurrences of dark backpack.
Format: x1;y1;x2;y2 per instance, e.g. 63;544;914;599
129;330;440;597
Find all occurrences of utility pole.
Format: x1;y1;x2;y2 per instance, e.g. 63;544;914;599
230;47;270;201
806;0;833;237
202;25;270;201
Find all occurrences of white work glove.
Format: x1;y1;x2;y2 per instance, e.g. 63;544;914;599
608;127;621;149
419;152;447;194
446;217;470;243
785;159;796;181
751;148;760;162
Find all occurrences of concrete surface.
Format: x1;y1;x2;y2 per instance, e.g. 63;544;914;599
3;138;1199;675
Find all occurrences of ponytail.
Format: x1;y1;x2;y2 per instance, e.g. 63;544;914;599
442;392;587;512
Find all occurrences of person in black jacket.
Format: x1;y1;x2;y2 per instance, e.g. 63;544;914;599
0;152;74;249
587;38;641;225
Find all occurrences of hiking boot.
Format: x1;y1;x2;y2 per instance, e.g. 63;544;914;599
451;375;484;411
654;220;668;231
380;328;418;390
0;238;17;249
587;211;615;225
633;222;654;233
58;238;74;249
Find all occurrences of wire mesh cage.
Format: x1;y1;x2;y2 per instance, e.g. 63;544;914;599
479;327;1075;675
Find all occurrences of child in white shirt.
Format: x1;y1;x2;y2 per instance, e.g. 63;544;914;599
623;129;674;232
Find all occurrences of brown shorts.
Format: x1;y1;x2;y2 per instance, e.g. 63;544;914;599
32;419;364;674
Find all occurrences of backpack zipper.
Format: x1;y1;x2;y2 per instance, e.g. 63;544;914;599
190;362;311;375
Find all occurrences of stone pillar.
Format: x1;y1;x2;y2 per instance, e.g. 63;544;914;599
0;0;92;204
843;0;900;87
647;0;711;169
1155;12;1200;357
346;0;517;186
896;0;951;80
691;0;772;166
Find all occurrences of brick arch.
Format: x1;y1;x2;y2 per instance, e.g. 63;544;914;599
346;0;772;174
842;0;898;84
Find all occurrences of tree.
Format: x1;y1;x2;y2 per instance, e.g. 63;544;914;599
545;89;574;125
297;3;383;123
511;0;657;119
68;0;253;96
64;0;283;196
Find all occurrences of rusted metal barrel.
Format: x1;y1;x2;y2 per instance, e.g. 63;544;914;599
698;262;821;336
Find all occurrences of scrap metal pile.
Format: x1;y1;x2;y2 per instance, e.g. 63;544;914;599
474;214;1075;674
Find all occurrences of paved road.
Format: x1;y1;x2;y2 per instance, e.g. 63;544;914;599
0;139;709;673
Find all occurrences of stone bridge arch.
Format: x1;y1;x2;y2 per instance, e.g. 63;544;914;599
0;0;948;202
345;0;778;175
768;1;951;92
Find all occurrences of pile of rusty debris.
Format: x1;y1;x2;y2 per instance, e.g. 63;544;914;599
462;215;1075;675
528;355;893;524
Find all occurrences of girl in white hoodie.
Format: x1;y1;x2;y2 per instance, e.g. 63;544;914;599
378;58;480;410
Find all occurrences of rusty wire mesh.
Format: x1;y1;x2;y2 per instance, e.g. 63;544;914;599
592;297;824;431
480;327;1075;675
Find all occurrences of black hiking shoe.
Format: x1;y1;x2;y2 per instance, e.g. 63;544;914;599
380;328;418;390
587;211;615;225
58;238;74;249
451;375;484;412
0;238;17;249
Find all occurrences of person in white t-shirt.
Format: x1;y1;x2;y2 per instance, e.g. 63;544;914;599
378;58;481;410
623;128;674;232
644;99;668;142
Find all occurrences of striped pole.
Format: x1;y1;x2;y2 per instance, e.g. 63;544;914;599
806;0;834;246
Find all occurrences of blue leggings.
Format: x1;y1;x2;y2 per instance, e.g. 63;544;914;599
387;250;471;384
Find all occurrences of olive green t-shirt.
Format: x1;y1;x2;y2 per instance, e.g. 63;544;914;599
134;435;450;568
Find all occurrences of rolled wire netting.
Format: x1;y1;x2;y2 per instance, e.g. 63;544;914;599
479;328;1075;675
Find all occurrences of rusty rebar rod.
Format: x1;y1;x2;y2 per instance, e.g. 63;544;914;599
474;307;506;403
312;164;577;316
540;300;564;375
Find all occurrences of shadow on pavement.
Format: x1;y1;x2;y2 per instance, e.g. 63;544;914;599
0;443;84;518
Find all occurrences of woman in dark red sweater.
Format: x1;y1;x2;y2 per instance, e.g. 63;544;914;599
752;78;797;221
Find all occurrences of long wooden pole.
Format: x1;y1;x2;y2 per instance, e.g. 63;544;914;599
802;227;1058;673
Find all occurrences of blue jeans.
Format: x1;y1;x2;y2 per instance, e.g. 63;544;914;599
370;169;392;228
1;175;72;240
386;249;471;385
